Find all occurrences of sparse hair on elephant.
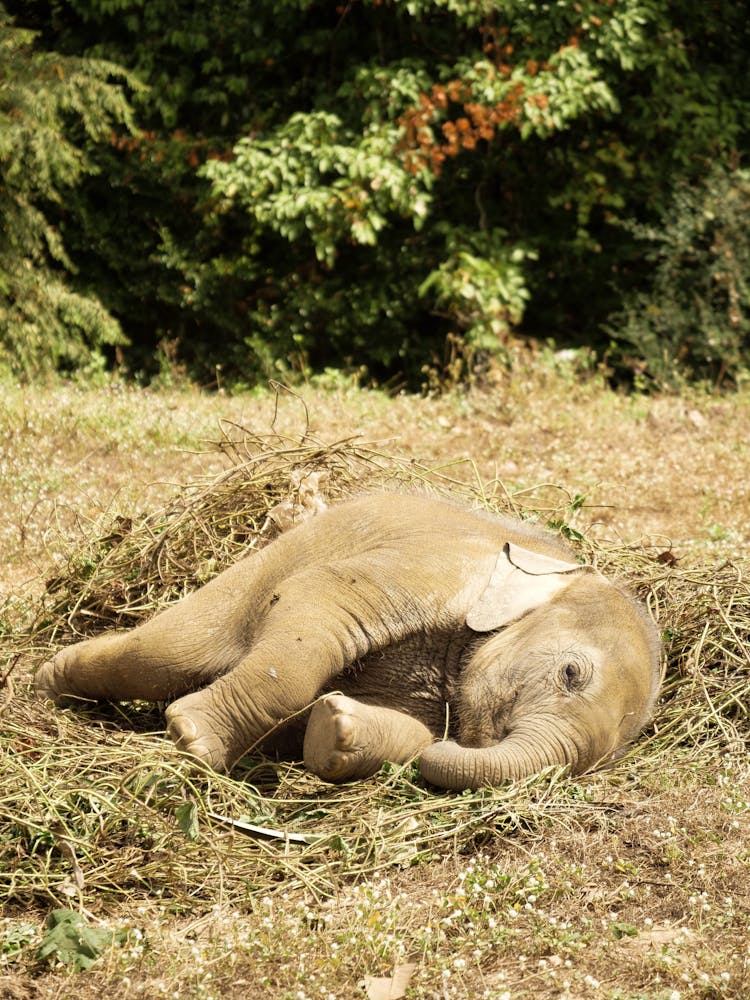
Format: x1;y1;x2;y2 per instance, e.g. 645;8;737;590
35;492;662;791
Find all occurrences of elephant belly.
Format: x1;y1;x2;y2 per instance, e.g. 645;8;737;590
332;628;470;738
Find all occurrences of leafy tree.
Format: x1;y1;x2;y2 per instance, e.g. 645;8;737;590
194;0;750;382
0;5;135;379
6;0;750;385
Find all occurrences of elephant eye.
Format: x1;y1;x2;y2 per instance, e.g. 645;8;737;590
560;659;589;692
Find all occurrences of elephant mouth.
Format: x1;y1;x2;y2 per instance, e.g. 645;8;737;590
458;711;514;748
456;686;519;748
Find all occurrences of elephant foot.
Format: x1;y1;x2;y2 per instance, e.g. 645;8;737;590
34;654;85;704
165;694;232;772
303;694;390;782
34;659;63;702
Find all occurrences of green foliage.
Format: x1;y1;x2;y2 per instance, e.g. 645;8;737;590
0;7;135;379
418;227;537;350
36;908;132;970
188;0;720;381
611;167;750;389
4;0;750;385
174;799;200;841
1;921;38;962
204;111;431;267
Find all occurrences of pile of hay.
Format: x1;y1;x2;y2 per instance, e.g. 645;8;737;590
1;427;748;914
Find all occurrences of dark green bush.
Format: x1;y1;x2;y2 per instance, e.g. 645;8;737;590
0;6;135;379
611;167;750;389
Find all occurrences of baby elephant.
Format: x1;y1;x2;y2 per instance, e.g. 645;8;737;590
35;493;661;790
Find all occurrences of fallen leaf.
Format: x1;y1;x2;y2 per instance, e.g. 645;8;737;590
207;811;321;844
363;962;417;1000
36;909;132;971
655;550;678;566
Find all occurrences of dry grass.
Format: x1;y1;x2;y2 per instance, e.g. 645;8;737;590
0;380;748;999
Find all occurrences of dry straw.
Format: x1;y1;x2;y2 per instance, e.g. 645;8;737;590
1;423;748;913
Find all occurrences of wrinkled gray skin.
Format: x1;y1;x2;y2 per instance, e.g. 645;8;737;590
35;493;662;790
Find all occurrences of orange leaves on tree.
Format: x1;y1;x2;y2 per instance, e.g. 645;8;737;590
527;93;549;111
445;79;468;103
399;79;529;177
432;85;448;110
397;13;561;177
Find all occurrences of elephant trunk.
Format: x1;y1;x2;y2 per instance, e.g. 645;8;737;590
418;727;580;791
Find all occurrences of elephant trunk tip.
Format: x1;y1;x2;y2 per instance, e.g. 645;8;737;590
418;739;499;791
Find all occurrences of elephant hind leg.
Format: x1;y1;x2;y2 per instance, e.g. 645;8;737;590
35;632;161;704
303;695;435;782
34;625;235;705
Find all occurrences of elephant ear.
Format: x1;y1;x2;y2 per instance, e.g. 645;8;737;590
466;542;583;633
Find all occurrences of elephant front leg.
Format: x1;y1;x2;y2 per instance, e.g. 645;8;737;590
164;632;339;771
303;694;435;782
163;566;412;771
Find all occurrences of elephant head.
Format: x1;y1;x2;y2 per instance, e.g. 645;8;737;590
419;543;662;790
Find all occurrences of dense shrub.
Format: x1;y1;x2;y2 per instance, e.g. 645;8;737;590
0;6;134;379
612;167;750;389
